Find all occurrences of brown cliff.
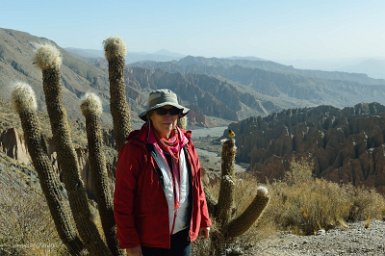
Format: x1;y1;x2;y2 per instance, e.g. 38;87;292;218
0;128;31;165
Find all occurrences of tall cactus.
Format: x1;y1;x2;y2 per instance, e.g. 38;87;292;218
11;82;86;256
12;39;131;255
103;37;132;150
33;44;112;256
208;136;270;255
80;93;123;255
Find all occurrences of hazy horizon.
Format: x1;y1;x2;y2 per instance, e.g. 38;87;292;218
2;1;385;62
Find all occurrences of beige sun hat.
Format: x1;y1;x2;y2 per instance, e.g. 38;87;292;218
139;89;190;121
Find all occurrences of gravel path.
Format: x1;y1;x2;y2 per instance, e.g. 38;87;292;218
245;221;385;256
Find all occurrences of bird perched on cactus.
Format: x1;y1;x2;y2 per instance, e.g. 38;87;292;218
228;129;235;139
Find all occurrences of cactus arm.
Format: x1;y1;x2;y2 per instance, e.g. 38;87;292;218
103;37;132;150
12;82;86;256
34;45;111;256
226;186;269;237
81;94;124;256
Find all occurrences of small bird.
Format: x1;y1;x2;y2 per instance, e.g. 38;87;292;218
228;129;235;139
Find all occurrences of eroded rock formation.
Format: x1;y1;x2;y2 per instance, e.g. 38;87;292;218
0;128;30;165
229;103;385;193
0;127;100;197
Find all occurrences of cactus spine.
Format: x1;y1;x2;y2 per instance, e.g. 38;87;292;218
103;37;132;150
11;82;85;255
80;93;123;255
209;137;270;255
34;45;111;256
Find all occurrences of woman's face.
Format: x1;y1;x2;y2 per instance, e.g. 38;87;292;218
149;105;180;138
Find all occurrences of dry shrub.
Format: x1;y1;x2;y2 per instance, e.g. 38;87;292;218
265;158;385;235
347;184;385;222
0;183;67;256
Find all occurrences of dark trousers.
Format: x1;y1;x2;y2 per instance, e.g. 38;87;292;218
142;228;191;256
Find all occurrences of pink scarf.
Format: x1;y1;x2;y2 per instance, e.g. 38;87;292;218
147;123;188;210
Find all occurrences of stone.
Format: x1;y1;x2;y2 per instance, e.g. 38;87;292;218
0;128;31;165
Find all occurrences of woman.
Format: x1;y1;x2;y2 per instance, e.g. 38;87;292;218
114;89;212;256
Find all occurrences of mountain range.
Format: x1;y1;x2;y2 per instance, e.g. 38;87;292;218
66;47;185;63
2;27;385;128
287;58;385;79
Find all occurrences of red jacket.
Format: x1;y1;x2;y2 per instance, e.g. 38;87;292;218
114;124;212;249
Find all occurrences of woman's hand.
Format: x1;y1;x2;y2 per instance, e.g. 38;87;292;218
126;246;143;256
199;227;210;239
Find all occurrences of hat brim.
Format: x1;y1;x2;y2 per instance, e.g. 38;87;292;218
139;102;190;121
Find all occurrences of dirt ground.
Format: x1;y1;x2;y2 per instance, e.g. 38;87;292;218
244;220;385;256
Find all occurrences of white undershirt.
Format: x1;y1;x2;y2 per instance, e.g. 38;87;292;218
152;148;190;234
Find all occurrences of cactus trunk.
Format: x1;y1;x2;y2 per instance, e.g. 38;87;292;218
12;83;85;256
81;95;124;256
208;135;270;255
40;65;111;255
104;37;131;150
216;139;236;224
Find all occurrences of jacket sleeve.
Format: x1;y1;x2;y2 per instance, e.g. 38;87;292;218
114;142;141;248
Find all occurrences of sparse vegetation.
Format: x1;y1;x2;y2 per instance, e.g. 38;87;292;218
263;158;385;235
0;181;67;256
196;157;385;254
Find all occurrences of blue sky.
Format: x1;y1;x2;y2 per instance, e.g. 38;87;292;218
2;1;385;62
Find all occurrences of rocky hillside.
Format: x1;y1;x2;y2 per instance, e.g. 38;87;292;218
128;67;277;122
0;28;113;121
228;102;385;193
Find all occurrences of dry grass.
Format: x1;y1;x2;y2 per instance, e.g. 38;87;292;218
347;185;385;222
0;182;67;255
264;158;385;235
